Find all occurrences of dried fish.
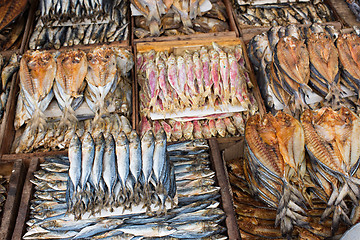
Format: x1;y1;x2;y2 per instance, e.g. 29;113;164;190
233;2;334;27
24;139;225;239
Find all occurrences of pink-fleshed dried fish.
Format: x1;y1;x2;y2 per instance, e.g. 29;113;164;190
184;51;198;106
193;51;204;99
193;120;203;139
228;52;243;107
200;47;212;100
153;120;162;135
137;53;145;72
177;55;189;106
232;112;245;134
146;59;159;111
210;49;221;103
167;54;188;107
234;45;243;64
224;117;236;136
183;121;194;140
173;121;183;140
235;45;253;88
208;119;217;137
215;118;226;137
156;53;170;110
160;120;172;141
213;42;230;104
140;116;152;136
146;50;156;61
20;50;56;131
202;121;212;139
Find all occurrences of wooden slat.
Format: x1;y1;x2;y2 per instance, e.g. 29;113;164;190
209;138;241;240
0;160;25;240
328;0;360;28
136;32;238;52
11;158;39;240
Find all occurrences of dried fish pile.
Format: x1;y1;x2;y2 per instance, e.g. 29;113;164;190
13;113;132;153
29;0;129;49
140;112;249;141
245;112;308;237
133;0;229;38
67;129;176;219
301;107;360;234
0;0;27;50
138;42;258;139
233;1;334;27
240;107;360;238
15;46;133;150
345;0;360;22
24;140;227;239
227;157;349;239
138;43;256;113
248;24;360;114
0;53;20;123
0;175;8;216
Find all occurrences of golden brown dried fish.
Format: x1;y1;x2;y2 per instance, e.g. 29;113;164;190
85;46;117;123
307;32;340;101
54;50;87;128
19;50;56;130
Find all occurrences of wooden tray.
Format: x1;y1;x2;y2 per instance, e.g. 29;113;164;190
132;0;239;43
134;35;266;132
0;50;21;156
12;139;241;239
0;159;26;240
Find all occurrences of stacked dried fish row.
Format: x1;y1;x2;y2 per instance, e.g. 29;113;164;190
248;24;360;114
16;46;133;133
38;0;115;20
227;158;349;239
0;53;20;122
29;0;129;50
0;0;27;50
245;112;308;237
67;128;176;219
242;107;360;238
138;43;257;114
140;112;249;142
134;0;229;38
14;113;132;153
233;1;334;27
301;107;360;234
0;175;8;216
24;140;227;239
